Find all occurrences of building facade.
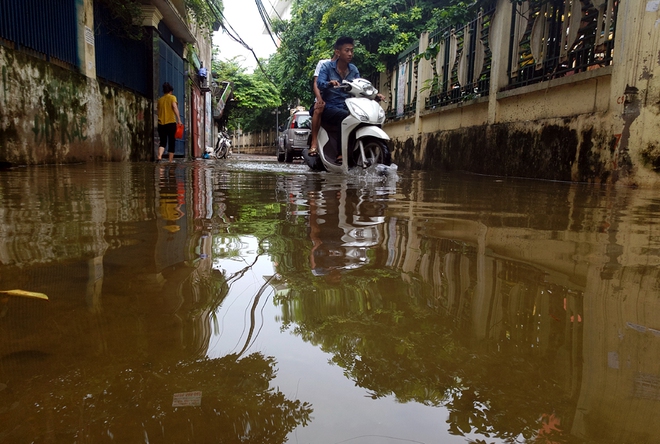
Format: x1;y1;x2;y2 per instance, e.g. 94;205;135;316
383;0;660;187
0;0;214;164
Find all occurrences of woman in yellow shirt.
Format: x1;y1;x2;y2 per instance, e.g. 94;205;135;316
157;82;182;162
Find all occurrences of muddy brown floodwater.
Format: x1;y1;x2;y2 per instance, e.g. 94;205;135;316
1;158;659;443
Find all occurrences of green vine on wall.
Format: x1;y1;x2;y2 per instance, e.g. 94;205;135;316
95;0;224;40
96;0;145;40
185;0;223;33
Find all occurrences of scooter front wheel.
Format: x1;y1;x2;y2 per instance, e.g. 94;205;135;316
302;147;325;171
353;137;391;168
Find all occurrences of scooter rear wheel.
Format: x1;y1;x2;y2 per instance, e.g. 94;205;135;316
215;140;228;159
353;138;391;168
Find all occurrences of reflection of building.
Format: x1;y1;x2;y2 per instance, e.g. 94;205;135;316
273;173;660;442
380;180;660;442
0;163;313;442
0;163;226;388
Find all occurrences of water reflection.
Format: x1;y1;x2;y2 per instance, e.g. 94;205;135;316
1;162;660;443
0;163;311;442
272;172;660;443
308;179;388;282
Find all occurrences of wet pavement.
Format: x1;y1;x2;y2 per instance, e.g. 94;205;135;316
1;156;660;443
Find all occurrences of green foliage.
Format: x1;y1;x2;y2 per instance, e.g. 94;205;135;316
212;57;282;132
424;0;486;32
185;0;223;33
270;0;485;104
96;0;224;40
95;0;145;40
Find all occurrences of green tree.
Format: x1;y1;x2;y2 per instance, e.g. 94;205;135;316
212;57;282;132
270;0;488;105
185;0;223;33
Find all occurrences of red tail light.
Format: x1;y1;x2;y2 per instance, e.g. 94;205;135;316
290;120;295;128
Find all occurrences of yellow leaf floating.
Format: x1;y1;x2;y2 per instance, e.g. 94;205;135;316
0;290;49;300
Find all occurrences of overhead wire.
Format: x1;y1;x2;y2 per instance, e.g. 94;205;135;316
217;10;278;87
204;0;222;28
254;0;279;46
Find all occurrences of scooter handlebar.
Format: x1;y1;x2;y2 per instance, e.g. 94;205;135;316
334;83;352;92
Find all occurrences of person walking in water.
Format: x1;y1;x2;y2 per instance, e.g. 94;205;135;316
157;82;182;162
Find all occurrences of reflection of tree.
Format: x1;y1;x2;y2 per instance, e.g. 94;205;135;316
267;174;585;442
275;253;579;443
443;353;575;443
0;352;312;443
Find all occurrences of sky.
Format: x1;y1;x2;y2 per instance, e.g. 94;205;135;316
212;0;281;72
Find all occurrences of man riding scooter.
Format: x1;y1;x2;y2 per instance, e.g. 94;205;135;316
316;37;385;165
316;36;360;164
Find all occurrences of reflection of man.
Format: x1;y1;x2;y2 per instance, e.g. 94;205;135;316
308;189;345;283
159;167;185;233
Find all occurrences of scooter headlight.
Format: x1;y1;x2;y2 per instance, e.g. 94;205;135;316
347;101;370;122
377;107;386;124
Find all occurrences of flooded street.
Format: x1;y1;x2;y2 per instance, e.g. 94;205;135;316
1;157;660;443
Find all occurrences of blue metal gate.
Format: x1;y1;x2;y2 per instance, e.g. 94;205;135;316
94;2;150;97
0;0;78;68
158;38;186;157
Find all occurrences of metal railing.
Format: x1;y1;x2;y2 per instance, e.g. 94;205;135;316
507;0;617;89
426;7;495;109
390;42;419;119
0;0;78;69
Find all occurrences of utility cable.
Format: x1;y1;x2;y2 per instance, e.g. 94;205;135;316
254;0;279;45
217;10;278;88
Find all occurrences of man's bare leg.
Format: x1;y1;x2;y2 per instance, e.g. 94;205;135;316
158;146;165;160
168;151;174;162
309;103;324;155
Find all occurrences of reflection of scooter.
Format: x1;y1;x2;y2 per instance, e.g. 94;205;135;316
337;185;385;270
305;78;391;173
308;179;389;276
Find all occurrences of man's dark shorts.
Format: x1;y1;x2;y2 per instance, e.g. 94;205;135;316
321;106;349;126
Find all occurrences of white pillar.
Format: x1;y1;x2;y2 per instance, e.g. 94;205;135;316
77;0;97;79
487;0;514;124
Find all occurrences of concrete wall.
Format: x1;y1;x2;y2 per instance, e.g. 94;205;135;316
231;129;278;156
0;46;153;164
384;0;660;187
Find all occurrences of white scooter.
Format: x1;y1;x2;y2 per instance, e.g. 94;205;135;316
304;78;391;173
214;130;231;159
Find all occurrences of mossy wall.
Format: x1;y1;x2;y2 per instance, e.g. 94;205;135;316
391;117;624;184
0;46;153;165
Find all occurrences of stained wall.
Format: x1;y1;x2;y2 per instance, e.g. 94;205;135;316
0;45;153;165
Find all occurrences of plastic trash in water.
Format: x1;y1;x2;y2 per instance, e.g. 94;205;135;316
375;163;398;176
